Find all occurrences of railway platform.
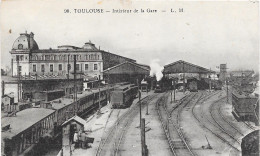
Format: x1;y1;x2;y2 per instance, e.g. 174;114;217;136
57;91;152;156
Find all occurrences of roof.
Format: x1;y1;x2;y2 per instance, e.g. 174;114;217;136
230;71;254;77
18;74;83;81
82;42;98;50
58;45;81;50
103;61;150;75
163;60;213;74
12;32;39;50
62;115;86;127
2;108;55;139
2;93;14;98
51;86;108;110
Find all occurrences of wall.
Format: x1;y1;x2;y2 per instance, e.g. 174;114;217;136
21;79;83;100
30;51;103;79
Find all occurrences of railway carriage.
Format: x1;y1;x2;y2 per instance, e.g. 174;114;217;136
111;84;138;108
1;84;118;156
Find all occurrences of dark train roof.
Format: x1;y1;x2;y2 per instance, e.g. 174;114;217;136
2;108;55;139
241;130;259;156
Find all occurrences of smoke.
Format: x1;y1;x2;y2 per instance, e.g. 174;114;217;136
150;59;164;81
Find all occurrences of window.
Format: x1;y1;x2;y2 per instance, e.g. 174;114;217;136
45;55;50;60
18;66;22;74
41;65;45;72
85;55;88;60
33;65;36;72
67;64;71;70
76;64;80;71
20;55;24;61
94;64;98;71
18;44;23;49
59;64;62;71
50;64;53;72
54;55;57;60
85;64;88;71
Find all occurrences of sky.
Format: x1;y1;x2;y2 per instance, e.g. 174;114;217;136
1;0;259;74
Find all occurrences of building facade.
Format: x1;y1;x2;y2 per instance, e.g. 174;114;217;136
10;32;136;80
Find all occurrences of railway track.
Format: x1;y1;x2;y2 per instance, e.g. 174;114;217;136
95;93;159;156
216;101;244;136
156;92;196;156
208;98;242;144
191;91;241;152
243;121;257;131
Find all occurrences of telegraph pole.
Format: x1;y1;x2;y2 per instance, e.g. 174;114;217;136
138;79;142;126
98;78;101;113
182;62;185;93
146;86;148;115
73;55;77;115
209;68;212;91
17;56;20;102
67;54;70;95
173;79;176;102
226;79;229;103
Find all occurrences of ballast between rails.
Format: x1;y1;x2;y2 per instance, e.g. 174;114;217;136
95;94;156;156
191;92;241;152
156;92;196;156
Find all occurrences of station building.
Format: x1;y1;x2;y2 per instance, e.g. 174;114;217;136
10;32;136;80
8;32;143;99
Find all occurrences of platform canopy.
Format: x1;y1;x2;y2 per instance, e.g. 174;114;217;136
103;61;150;75
163;60;214;74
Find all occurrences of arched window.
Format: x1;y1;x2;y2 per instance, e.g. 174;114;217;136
54;55;56;60
18;44;23;50
85;55;88;60
35;55;38;60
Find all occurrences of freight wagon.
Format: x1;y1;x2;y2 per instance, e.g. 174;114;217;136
232;90;259;124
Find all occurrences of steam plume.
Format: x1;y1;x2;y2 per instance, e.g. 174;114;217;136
150;59;163;81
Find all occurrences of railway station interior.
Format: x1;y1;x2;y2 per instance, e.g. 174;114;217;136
1;33;259;156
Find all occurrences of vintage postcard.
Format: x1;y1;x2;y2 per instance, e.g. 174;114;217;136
1;0;259;156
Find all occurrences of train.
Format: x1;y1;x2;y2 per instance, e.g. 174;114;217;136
2;85;114;156
188;80;198;92
111;83;138;108
154;77;172;93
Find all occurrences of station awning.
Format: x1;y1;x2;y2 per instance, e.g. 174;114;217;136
103;61;150;75
163;60;214;74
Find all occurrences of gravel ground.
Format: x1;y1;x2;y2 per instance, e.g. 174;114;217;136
59;89;259;156
120;92;173;156
181;91;242;156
